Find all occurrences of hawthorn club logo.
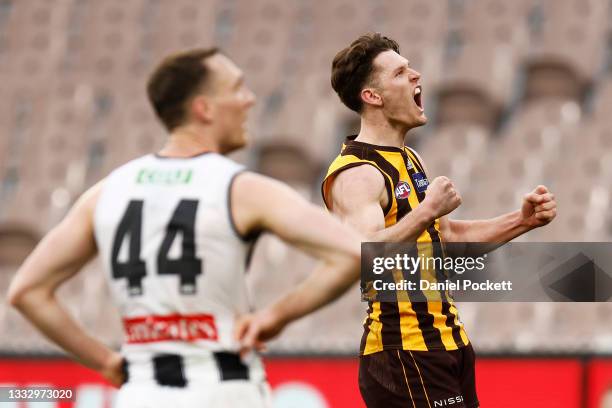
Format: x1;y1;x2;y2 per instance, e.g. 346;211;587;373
395;181;411;199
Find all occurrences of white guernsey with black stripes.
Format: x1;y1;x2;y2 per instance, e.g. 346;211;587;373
94;152;269;407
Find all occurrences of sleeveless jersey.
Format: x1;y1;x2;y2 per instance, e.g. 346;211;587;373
94;152;256;362
322;136;469;355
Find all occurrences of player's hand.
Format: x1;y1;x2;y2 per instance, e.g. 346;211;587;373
521;185;557;228
234;308;285;355
423;176;462;218
100;352;126;388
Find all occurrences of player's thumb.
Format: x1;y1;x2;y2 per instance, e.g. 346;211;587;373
534;185;548;194
242;321;260;350
524;192;544;204
233;316;249;342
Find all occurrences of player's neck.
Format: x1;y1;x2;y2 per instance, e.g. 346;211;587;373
356;117;406;149
158;126;221;157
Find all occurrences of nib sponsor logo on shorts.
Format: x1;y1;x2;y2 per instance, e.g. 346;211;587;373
434;395;464;406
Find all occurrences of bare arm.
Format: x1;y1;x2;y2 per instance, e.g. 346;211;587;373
231;172;362;342
439;185;557;255
330;165;453;241
441;212;526;244
8;183;124;386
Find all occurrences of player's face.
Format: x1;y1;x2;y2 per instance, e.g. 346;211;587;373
203;54;256;153
371;50;426;129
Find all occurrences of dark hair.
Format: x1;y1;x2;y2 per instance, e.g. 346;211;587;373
147;47;219;131
331;33;399;113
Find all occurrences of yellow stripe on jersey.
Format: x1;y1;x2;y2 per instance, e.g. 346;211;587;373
363;299;383;355
322;136;469;354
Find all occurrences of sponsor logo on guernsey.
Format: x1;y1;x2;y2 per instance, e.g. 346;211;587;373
136;168;193;185
395;181;411;199
411;172;429;193
123;313;218;343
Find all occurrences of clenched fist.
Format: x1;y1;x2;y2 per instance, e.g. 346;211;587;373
423;176;462;218
521;185;557;228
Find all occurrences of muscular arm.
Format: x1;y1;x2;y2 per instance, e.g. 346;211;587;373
441;212;527;243
8;183;124;385
439;190;556;256
231;172;362;332
438;212;529;255
330;165;436;241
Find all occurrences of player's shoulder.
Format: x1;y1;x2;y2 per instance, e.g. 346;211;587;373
335;163;385;185
332;164;386;199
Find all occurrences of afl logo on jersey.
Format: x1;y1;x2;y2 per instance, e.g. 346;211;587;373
395;181;411;199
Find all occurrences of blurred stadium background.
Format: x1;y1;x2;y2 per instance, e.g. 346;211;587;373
0;0;611;407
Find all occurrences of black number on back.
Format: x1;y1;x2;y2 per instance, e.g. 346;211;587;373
157;199;202;294
110;199;202;296
111;200;147;296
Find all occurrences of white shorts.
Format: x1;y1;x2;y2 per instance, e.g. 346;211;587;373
115;350;271;407
114;381;271;408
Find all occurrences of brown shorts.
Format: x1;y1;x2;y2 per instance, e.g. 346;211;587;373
358;344;479;408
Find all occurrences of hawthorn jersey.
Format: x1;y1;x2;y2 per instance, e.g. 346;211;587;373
322;136;469;355
94;152;265;386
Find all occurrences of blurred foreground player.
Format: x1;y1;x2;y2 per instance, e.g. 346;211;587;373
238;34;557;408
8;48;362;407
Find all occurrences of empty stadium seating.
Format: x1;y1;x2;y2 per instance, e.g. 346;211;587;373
0;0;611;355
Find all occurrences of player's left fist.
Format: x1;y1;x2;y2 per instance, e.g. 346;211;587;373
521;185;557;228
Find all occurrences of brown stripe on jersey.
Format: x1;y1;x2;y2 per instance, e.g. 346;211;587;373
343;144;403;349
398;242;445;350
442;301;465;347
404;149;465;348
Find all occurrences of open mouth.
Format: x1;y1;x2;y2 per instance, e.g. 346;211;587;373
413;85;423;111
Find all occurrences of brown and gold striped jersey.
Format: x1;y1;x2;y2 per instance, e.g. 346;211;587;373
322;135;469;355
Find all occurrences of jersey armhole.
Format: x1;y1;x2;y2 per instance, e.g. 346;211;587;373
227;170;260;242
321;162;393;216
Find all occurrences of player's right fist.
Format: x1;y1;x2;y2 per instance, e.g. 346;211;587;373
423;176;462;218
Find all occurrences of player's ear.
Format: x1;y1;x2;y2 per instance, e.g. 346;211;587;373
191;95;214;124
361;87;383;108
